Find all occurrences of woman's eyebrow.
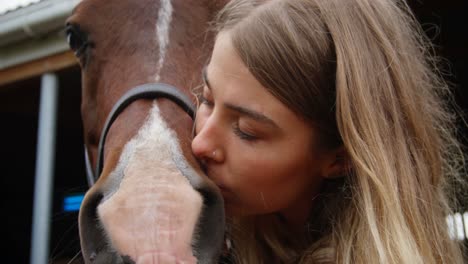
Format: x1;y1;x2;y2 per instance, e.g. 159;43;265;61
225;103;278;128
202;67;278;128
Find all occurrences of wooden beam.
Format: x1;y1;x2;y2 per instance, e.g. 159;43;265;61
0;51;78;86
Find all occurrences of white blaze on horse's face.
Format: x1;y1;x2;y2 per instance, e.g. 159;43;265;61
97;103;202;263
155;0;173;82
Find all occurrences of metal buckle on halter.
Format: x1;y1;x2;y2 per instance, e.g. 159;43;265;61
84;83;195;187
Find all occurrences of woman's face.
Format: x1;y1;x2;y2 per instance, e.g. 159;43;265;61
192;32;330;224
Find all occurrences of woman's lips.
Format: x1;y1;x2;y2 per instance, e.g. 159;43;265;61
202;165;233;197
217;185;229;193
209;176;232;197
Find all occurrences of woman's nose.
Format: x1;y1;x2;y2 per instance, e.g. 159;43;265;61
191;117;224;163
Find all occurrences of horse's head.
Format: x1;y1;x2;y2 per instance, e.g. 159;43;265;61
66;0;229;263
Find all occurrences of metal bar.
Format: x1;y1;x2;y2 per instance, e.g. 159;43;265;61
30;73;59;264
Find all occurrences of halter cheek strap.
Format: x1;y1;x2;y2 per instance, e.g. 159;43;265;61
84;83;195;187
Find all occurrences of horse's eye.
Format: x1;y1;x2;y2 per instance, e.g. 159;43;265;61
65;24;88;57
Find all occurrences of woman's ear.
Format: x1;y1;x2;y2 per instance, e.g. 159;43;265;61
322;146;351;179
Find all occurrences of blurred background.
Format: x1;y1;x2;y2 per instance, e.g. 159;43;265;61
0;0;466;263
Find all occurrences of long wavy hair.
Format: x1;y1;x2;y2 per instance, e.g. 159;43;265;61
210;0;466;263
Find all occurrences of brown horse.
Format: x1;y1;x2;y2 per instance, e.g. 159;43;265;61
66;0;229;263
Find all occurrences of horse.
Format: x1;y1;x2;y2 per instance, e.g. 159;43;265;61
65;0;229;263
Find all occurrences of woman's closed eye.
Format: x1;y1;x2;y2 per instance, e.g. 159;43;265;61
199;96;258;141
233;122;258;142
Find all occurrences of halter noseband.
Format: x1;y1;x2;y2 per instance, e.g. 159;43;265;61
84;83;196;187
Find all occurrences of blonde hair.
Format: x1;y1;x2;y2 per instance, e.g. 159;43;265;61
212;0;466;263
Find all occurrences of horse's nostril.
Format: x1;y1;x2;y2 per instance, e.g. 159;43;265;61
79;191;114;264
121;255;136;264
193;187;225;263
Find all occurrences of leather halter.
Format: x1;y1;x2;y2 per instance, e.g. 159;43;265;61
84;83;196;187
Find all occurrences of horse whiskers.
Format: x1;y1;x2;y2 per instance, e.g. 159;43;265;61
49;221;80;257
66;250;82;264
48;219;82;264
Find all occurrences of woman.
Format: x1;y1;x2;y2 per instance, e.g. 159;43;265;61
191;0;466;263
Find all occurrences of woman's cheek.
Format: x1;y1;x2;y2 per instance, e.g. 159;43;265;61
232;156;266;186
